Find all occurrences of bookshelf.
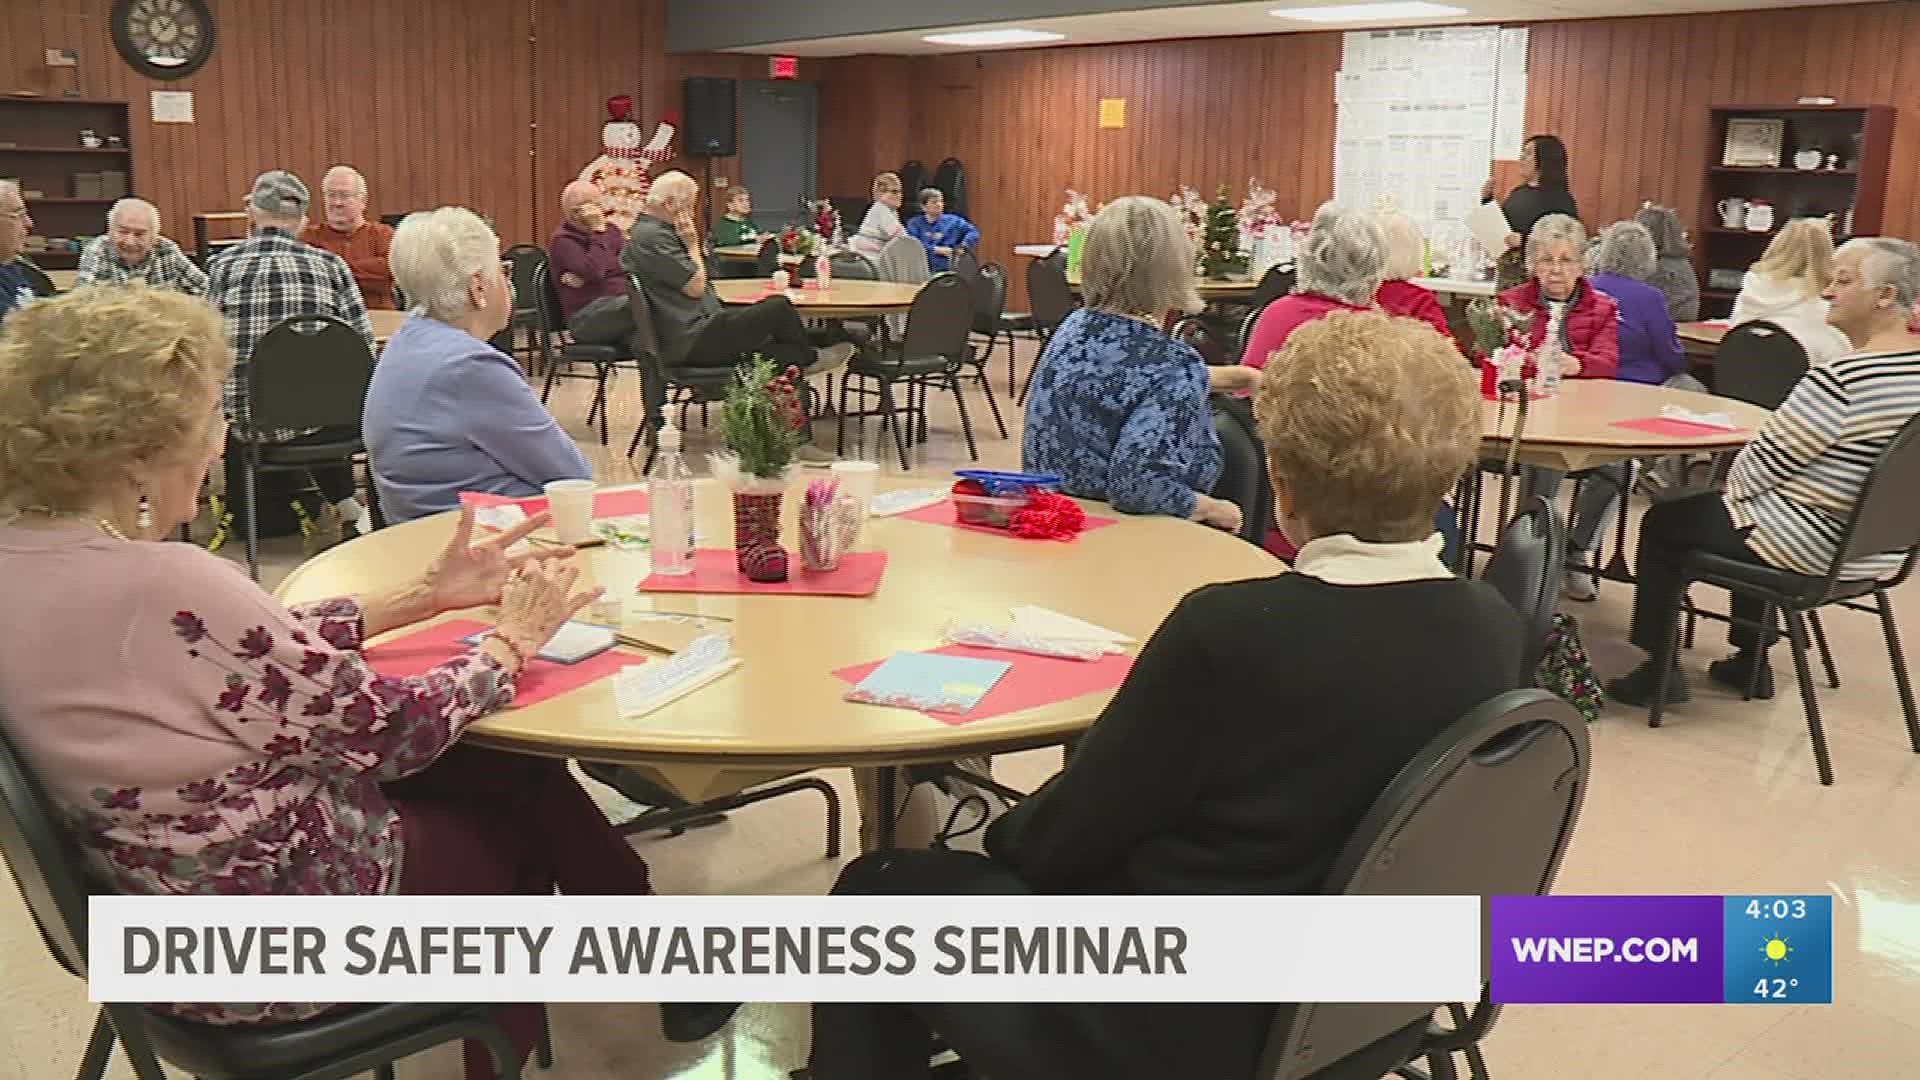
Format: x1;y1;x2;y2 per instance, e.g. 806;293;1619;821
0;95;135;270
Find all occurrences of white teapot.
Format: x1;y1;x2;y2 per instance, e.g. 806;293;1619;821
1745;201;1776;233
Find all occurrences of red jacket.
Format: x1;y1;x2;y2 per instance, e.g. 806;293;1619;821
1497;278;1619;379
1241;293;1369;369
1376;279;1455;345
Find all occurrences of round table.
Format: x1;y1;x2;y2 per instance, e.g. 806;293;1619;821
370;308;407;349
1480;378;1771;472
277;480;1279;839
713;278;920;319
1064;269;1259;302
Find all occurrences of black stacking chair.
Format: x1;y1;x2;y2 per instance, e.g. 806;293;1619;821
755;237;781;277
1645;412;1920;786
1261;689;1589;1080
839;274;978;470
1016;251;1078;405
1480;497;1567;686
1712;320;1809;409
237;315;380;581
1234;265;1297;363
959;262;1012;439
1170;315;1232;367
535;262;635;446
1211;395;1272;546
623;276;734;472
0;710;543;1080
500;243;550;373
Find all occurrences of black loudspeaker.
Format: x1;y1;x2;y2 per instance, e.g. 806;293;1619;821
683;77;737;157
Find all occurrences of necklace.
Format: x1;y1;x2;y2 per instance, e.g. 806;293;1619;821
16;506;131;541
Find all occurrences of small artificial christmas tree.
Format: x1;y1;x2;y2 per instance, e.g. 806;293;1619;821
1199;185;1250;279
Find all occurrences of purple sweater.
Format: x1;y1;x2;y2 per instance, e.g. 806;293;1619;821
1589;272;1685;385
547;221;626;320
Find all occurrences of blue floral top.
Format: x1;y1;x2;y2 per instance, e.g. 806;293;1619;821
1021;309;1222;518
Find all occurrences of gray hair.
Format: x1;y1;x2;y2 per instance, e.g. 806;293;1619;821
107;197;159;231
1372;207;1425;281
1589;221;1657;281
1635;204;1688;258
391;206;499;323
323;165;368;198
1079;195;1201;319
644;171;697;211
1297;201;1385;308
1525;213;1587;266
919;188;945;204
1838;237;1920;310
0;179;21;209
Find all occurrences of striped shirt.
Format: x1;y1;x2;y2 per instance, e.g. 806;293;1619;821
1724;348;1920;579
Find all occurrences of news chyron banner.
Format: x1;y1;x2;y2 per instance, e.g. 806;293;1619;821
1490;895;1833;1004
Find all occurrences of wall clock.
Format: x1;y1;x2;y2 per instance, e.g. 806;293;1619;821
112;0;217;81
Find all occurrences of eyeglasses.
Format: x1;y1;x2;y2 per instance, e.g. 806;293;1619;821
1534;254;1581;269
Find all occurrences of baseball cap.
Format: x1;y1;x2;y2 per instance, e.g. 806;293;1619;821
248;171;310;216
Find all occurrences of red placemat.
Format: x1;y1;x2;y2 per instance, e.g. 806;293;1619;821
639;549;889;596
1610;417;1748;439
459;489;652;518
363;619;639;708
833;644;1134;726
896;499;1119;538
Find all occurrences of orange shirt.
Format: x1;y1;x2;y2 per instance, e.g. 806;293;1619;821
299;220;397;310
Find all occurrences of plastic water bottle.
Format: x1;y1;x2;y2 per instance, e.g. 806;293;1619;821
1537;341;1564;398
648;407;695;576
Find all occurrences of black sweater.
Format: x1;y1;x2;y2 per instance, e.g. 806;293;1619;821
1498;183;1581;244
985;573;1524;897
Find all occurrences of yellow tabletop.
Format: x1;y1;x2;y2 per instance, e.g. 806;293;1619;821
1481;378;1771;472
47;268;77;291
369;308;407;348
1065;269;1258;300
714;278;920;319
276;480;1279;796
1677;321;1729;362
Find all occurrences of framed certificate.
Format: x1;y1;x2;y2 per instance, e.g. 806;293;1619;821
1722;118;1786;167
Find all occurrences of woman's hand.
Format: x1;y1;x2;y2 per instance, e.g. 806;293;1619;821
492;560;605;664
1192;495;1244;535
1207;365;1262;394
1559;354;1583;377
422;506;571;614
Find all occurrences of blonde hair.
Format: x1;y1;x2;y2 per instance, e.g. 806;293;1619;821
0;288;231;513
1079;196;1201;318
1255;310;1478;543
392;206;501;323
1297;201;1386;307
1751;219;1836;300
1373;207;1426;281
872;172;902;198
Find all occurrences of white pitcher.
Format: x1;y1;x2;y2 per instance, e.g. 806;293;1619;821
1717;197;1748;230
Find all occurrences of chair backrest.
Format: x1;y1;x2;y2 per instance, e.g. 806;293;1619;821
1026;251;1077;330
899;160;927;214
1827;410;1920;584
873;233;930;285
1210;395;1273;546
933;157;967;219
971;262;1008;334
18;258;57;297
1480;496;1566;683
1238;297;1283;364
247;315;378;432
1260;689;1590;1080
755;237;781;277
1169;315;1230;367
624;274;661;365
532;262;565;338
1249;263;1297;312
0;712;96;982
502;243;548;326
1713;320;1808;409
829;251;879;281
948;246;980;289
897;273;974;366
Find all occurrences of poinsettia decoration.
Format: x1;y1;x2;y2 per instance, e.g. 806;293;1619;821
778;225;821;258
810;199;843;244
1237;179;1284;240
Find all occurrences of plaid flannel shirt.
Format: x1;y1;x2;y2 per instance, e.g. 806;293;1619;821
206;228;373;442
75;235;208;296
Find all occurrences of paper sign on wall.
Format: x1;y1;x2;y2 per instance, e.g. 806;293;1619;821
1098;98;1126;129
151;91;194;124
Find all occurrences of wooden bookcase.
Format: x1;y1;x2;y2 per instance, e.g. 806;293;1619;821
0;96;136;271
1697;104;1893;318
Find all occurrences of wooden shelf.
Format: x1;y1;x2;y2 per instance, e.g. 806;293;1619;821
1703;226;1776;237
0;144;131;154
0;94;133;107
25;196;115;204
1701;287;1740;299
1710;165;1856;176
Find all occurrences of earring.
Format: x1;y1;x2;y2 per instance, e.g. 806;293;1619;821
136;493;153;531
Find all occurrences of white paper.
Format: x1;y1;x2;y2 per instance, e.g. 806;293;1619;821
150;91;193;124
868;488;947;516
539;621;616;663
1008;606;1134;653
615;634;739;720
1465;200;1514;257
1658;405;1738;431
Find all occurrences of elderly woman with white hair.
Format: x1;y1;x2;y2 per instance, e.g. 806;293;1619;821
1498;213;1619;380
1372;206;1453;342
1241;201;1385;370
74;198;206;295
1611;237;1920;707
363;206;589;523
1022;195;1253;530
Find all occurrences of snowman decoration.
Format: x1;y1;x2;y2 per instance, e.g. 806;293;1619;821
577;94;675;235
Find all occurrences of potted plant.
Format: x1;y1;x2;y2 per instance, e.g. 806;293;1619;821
1198;185;1250;280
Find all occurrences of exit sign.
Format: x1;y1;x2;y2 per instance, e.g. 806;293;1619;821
770;55;798;80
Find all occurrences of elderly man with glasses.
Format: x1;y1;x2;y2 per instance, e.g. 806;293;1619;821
300;164;397;309
76;197;207;295
0;181;49;322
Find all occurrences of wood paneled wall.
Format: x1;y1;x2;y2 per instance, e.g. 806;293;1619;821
0;0;808;246
810;4;1920;302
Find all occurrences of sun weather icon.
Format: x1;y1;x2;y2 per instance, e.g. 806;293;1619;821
1761;935;1792;966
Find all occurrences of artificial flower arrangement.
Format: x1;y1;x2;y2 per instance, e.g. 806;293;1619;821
1169;185;1208;248
778;225;822;258
711;357;810;580
809;199;843;245
1198;185;1250;279
1237;179;1284;240
1051;188;1096;243
1465;297;1534;359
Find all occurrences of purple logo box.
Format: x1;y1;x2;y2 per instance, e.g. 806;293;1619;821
1490;896;1725;1004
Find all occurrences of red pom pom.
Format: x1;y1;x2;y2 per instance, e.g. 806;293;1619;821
1010;492;1087;540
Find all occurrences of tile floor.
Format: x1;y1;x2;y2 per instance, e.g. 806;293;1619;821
3;338;1918;1078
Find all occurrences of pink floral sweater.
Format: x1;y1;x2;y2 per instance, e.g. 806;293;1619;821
0;525;515;1024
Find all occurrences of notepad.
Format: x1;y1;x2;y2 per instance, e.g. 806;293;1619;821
462;620;615;664
844;652;1013;716
615;634;741;720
